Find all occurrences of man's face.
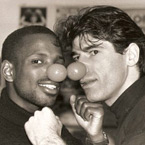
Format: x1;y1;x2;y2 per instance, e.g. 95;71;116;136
72;35;128;106
12;34;64;111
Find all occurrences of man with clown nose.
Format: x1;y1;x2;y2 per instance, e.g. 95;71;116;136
0;25;89;145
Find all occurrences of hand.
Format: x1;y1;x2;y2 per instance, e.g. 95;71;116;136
24;107;65;145
70;95;104;142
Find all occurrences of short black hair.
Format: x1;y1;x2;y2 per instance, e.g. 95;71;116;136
2;26;57;64
55;5;145;76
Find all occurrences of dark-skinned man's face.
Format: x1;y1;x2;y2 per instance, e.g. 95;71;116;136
12;33;64;112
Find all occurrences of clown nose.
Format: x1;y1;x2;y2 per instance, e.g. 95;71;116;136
67;62;86;81
47;64;67;82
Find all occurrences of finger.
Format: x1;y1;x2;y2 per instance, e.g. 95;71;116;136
55;116;63;136
24;116;35;131
80;101;90;121
70;95;83;120
84;106;104;121
55;116;60;120
79;102;102;121
42;107;53;114
34;110;40;118
27;116;34;123
42;107;55;118
24;122;28;131
55;116;62;124
92;106;104;118
75;96;88;115
70;95;86;120
55;116;62;127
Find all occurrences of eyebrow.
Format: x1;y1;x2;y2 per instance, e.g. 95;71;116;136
71;43;103;56
82;45;97;51
34;53;64;61
28;53;48;58
83;41;104;50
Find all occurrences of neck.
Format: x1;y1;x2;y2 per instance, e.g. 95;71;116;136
105;67;140;106
6;84;39;113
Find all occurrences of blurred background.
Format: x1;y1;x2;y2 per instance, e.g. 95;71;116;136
0;0;145;140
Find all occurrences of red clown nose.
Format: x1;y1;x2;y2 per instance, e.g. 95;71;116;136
47;64;67;82
67;62;86;81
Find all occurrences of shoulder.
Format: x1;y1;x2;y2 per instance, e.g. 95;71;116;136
119;94;145;144
0;117;31;145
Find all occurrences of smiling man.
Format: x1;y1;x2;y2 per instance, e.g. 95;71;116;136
58;5;145;145
0;26;82;145
25;5;145;145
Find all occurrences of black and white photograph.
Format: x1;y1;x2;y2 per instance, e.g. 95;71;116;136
0;0;145;145
20;7;47;27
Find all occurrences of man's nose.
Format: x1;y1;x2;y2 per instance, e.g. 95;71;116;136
67;62;87;81
47;64;67;82
77;55;89;73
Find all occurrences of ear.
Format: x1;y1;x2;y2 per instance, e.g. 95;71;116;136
125;43;139;66
1;60;14;82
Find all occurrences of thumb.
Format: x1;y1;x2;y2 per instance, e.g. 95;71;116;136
70;95;76;106
70;95;76;114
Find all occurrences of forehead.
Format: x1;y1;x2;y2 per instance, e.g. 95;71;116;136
16;33;62;56
72;34;102;51
21;33;59;47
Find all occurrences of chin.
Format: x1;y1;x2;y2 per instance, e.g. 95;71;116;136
85;94;95;102
33;96;57;108
37;101;55;108
85;91;100;102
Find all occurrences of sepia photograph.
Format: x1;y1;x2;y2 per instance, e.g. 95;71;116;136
0;0;145;144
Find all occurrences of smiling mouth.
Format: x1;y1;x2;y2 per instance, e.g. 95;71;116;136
80;79;97;88
38;83;59;96
39;84;57;90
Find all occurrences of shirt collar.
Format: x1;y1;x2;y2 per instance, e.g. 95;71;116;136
110;76;145;126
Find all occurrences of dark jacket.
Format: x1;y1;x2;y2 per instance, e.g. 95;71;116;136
111;76;145;145
0;88;82;145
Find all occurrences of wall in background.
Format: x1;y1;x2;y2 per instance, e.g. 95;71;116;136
0;0;145;91
0;0;145;57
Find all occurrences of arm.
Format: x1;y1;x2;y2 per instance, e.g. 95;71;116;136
24;107;66;145
70;95;115;145
37;137;66;145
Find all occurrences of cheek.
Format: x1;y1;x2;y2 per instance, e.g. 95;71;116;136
103;55;126;72
111;56;127;75
103;59;127;89
93;57;127;84
17;70;38;86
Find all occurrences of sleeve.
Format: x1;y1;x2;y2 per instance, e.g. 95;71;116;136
61;125;84;145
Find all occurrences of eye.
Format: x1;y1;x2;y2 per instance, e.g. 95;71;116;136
89;50;98;56
73;55;79;61
32;59;43;64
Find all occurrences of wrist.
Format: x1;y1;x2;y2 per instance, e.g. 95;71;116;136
86;131;109;145
87;130;104;142
39;135;66;145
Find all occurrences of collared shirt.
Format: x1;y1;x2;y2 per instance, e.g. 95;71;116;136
111;76;145;145
0;88;82;145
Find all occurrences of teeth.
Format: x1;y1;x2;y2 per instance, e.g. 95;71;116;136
39;84;56;89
